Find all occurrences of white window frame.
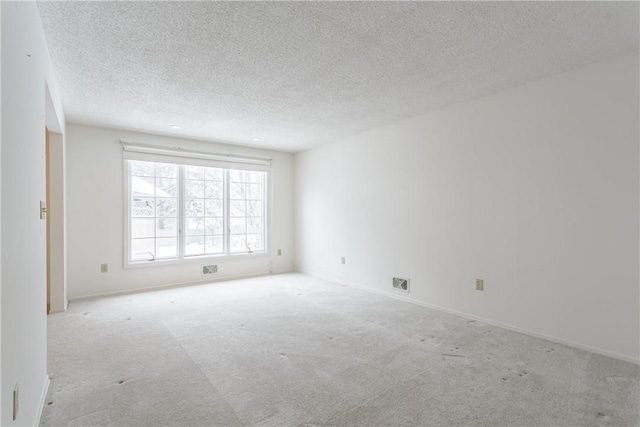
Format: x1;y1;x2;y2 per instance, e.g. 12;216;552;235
122;141;270;267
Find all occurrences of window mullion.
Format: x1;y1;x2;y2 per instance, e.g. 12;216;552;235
262;173;267;254
126;160;132;264
179;165;185;259
244;181;249;253
224;169;230;255
153;165;158;259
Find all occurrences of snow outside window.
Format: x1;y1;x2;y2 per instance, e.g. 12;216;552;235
127;160;267;263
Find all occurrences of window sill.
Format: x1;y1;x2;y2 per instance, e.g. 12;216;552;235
124;251;270;269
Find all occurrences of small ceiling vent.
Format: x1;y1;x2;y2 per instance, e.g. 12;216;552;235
202;264;217;275
392;277;410;292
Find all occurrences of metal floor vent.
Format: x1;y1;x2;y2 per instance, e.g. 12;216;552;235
392;277;410;292
202;264;218;275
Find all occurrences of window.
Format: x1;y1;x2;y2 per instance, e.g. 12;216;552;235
183;165;224;256
126;151;268;264
130;161;179;261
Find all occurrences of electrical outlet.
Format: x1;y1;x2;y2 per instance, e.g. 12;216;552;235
277;249;282;256
341;256;346;265
476;279;484;291
13;383;19;421
100;264;108;273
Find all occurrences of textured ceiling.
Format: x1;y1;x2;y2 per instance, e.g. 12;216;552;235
38;1;639;153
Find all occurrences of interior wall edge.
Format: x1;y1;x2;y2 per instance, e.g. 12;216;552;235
34;375;50;427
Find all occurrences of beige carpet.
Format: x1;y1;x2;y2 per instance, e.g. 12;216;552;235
41;273;639;426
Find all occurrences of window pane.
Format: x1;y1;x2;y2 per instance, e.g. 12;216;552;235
230;235;247;253
230;182;245;199
186;218;205;236
205;168;223;181
132;198;154;217
156;198;177;217
185;199;204;217
247;200;263;217
204;199;223;217
248;171;263;183
131;161;155;177
247;234;263;252
156;178;177;197
185;165;204;180
156;163;178;178
157;218;177;237
185;236;205;256
247;184;262;199
185;179;204;198
132;238;155;260
156;238;178;258
230;218;245;235
131;218;154;238
205;181;223;199
246;217;262;234
226;170;265;254
205;217;223;235
230;170;247;182
230;200;245;217
205;236;223;254
131;176;155;198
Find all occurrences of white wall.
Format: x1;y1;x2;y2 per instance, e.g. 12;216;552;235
294;51;640;363
66;124;294;299
1;2;66;425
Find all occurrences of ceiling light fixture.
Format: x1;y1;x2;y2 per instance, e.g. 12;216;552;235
252;138;261;142
170;125;181;129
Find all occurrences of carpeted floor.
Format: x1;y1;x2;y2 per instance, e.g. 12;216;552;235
41;273;639;426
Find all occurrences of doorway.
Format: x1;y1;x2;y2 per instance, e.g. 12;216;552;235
45;84;66;313
46;127;50;313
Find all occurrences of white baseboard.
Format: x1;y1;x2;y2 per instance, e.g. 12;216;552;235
35;375;50;426
69;271;273;301
296;269;640;365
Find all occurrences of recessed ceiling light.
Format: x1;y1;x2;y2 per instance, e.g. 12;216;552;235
170;125;181;129
252;138;261;142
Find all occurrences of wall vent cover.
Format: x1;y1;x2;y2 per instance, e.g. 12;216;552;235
392;277;410;292
202;264;218;275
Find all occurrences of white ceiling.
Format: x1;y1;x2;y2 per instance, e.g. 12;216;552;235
38;1;639;153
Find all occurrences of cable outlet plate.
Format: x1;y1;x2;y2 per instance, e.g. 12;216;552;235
476;279;484;291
